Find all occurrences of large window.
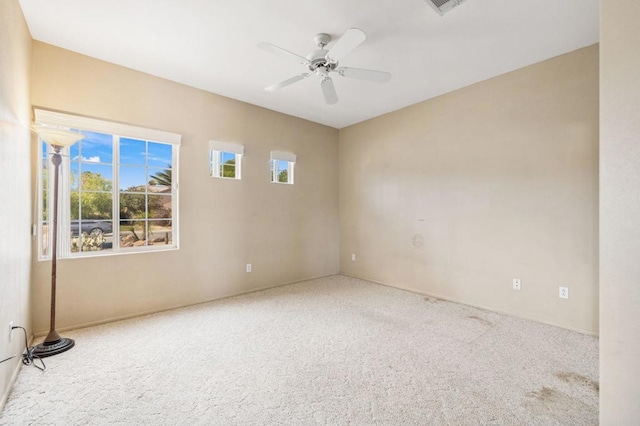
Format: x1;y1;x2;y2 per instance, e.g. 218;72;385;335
36;109;181;259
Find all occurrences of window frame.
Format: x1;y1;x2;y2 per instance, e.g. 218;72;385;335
209;141;244;180
210;150;242;179
35;109;181;260
270;150;296;185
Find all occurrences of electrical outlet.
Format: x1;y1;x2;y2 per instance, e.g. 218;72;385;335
559;287;569;299
351;253;356;261
513;279;521;290
246;263;252;273
9;321;13;342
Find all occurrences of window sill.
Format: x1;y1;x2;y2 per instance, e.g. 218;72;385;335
38;245;179;261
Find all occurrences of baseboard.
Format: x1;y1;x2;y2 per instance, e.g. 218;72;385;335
0;334;33;414
339;272;599;337
34;273;339;337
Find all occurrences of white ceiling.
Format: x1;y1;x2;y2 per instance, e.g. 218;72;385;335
18;0;599;129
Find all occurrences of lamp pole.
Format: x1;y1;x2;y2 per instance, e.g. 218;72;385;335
32;126;85;358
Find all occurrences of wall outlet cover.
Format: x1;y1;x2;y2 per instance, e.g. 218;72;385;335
559;287;569;299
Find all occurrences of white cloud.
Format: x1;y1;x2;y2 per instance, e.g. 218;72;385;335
72;155;101;163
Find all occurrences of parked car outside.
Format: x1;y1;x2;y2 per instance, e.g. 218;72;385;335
70;220;113;236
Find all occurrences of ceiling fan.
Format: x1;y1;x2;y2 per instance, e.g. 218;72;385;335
257;28;391;105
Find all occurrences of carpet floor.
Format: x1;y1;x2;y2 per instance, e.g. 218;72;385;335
0;275;598;425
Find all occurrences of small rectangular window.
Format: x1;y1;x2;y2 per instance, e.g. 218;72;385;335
270;151;296;185
210;151;241;179
209;141;244;180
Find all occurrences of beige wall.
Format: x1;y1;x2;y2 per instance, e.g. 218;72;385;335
339;45;599;334
30;42;339;334
0;0;32;410
600;0;640;423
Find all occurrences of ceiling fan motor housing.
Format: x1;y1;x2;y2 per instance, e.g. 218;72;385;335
306;49;338;72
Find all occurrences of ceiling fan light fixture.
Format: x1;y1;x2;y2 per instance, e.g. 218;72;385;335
424;0;469;16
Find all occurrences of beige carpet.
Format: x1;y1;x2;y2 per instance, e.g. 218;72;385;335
1;275;598;425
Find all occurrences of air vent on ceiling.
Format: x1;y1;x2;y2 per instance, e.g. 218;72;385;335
425;0;469;16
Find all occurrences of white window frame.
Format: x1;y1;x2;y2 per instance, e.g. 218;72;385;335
209;141;244;180
270;150;296;185
35;108;181;260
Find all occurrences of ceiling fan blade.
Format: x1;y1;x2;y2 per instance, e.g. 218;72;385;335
265;74;309;92
321;77;338;105
325;28;366;63
257;42;310;65
336;67;392;83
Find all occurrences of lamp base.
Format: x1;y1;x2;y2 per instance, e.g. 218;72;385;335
33;337;75;358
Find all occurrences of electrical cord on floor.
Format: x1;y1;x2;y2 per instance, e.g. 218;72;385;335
0;326;46;371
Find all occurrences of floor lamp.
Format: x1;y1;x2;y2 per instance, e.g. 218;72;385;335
32;125;85;358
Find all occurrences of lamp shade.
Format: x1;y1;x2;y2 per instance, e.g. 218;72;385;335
32;124;85;147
